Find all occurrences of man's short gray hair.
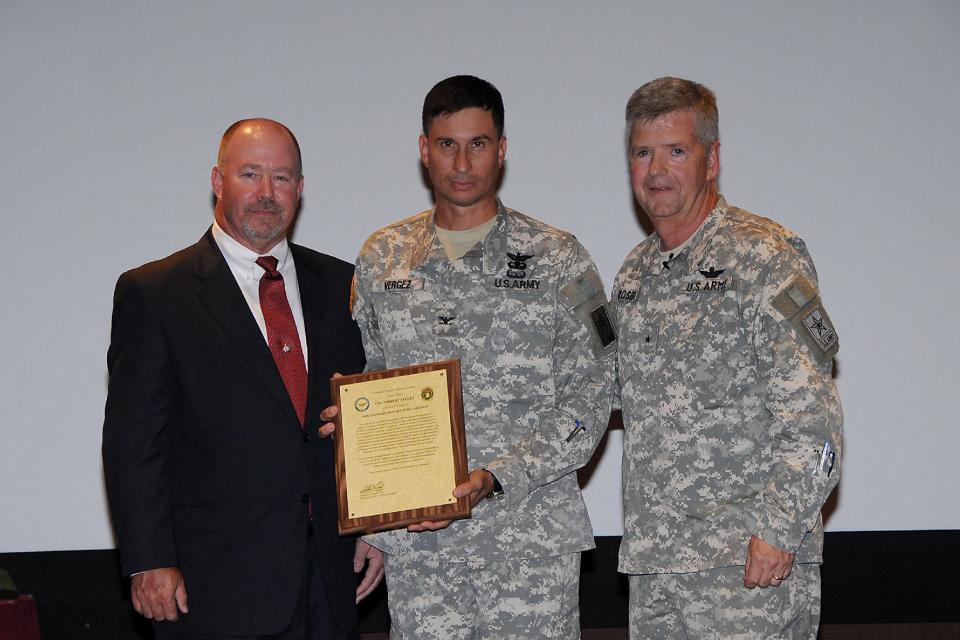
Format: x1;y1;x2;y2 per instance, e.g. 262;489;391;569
625;77;718;147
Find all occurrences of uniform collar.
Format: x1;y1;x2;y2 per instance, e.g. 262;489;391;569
639;195;729;275
482;200;511;277
408;199;509;274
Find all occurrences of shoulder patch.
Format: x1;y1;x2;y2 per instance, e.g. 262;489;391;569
772;275;839;362
560;270;617;358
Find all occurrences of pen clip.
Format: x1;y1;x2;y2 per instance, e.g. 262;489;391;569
565;419;585;443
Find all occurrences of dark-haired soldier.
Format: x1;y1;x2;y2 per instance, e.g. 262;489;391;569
612;77;842;638
339;76;616;639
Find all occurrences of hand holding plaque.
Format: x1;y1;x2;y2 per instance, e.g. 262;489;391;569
329;360;470;534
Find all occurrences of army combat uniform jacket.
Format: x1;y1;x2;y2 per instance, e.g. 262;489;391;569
613;197;842;574
353;202;616;561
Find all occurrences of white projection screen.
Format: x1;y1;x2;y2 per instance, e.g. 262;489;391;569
1;1;958;553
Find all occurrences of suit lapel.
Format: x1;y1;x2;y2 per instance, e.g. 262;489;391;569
292;245;331;429
194;230;302;428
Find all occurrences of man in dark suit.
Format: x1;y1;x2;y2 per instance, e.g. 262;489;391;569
102;118;383;639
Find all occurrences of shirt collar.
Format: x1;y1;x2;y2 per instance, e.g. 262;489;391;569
211;221;291;277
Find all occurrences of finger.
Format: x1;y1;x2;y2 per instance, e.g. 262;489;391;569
781;556;795;580
452;482;477;498
319;405;340;422
353;540;367;571
355;558;385;602
759;562;781;588
755;560;773;588
140;590;160;620
453;473;486;498
175;581;188;614
131;585;144;615
317;422;336;438
159;591;180;621
743;552;757;589
406;519;451;532
332;372;343;378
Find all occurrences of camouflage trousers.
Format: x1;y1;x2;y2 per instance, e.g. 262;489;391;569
628;564;820;639
383;551;581;640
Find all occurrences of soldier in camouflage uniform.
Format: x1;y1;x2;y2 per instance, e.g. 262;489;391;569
613;77;842;638
345;76;616;639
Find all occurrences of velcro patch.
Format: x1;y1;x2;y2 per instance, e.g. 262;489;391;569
801;305;838;354
772;275;839;362
681;275;736;294
486;276;543;291
590;305;617;348
560;270;603;309
378;278;424;292
561;270;617;358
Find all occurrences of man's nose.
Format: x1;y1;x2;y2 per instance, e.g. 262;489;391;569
257;176;275;198
649;151;667;176
454;147;470;173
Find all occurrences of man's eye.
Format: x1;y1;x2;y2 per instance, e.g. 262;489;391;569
671;147;685;156
633;149;649;159
439;140;454;148
242;172;257;178
471;140;486;149
274;175;289;182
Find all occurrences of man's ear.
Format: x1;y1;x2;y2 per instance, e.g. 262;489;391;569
706;141;720;181
418;134;430;168
211;166;224;199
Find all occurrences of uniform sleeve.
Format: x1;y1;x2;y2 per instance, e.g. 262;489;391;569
484;240;617;507
101;273;179;576
352;253;387;373
749;242;843;552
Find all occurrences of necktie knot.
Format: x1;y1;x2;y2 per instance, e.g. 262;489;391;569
256;255;280;278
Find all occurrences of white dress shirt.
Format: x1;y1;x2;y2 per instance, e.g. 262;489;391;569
211;222;309;369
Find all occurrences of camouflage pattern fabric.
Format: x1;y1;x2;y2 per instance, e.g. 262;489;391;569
613;196;843;574
384;551;581;640
353;201;616;562
629;564;820;639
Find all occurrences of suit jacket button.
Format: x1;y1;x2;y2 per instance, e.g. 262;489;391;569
302;432;310;442
300;493;310;504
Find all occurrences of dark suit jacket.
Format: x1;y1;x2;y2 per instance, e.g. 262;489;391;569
102;229;365;635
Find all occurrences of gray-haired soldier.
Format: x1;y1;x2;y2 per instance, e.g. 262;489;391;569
347;76;616;639
612;77;842;638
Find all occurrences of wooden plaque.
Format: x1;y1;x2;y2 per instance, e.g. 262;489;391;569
330;359;469;535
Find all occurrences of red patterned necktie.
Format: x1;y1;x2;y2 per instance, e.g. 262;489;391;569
256;256;307;426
